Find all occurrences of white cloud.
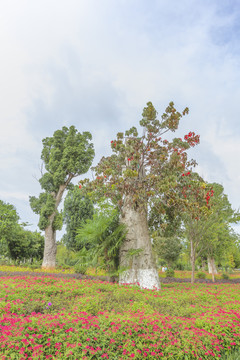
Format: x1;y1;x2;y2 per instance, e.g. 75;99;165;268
0;0;240;233
0;191;29;202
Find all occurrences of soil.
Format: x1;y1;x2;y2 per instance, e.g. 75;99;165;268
0;271;240;284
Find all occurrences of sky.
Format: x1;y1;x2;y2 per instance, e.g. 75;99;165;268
1;0;240;239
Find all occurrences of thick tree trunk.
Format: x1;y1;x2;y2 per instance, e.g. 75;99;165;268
41;179;73;269
42;213;57;268
119;196;160;290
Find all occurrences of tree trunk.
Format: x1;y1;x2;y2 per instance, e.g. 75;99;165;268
42;213;57;268
208;256;218;275
190;238;195;285
41;180;72;269
208;256;217;283
119;196;160;290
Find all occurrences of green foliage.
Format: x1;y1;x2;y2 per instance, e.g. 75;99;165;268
56;243;79;267
222;350;240;360
41;126;94;190
74;262;87;274
221;273;230;280
30;126;94;233
0;199;44;261
229;253;236;269
75;203;127;275
8;229;44;261
196;271;206;279
63;186;94;250
165;268;175;277
30;193;56;230
0;200;19;257
153;236;182;268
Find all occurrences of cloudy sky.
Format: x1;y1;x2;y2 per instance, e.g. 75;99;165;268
1;0;240;238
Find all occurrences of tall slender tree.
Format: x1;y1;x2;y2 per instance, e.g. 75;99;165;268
180;172;214;284
30;126;94;269
86;102;199;289
193;183;240;281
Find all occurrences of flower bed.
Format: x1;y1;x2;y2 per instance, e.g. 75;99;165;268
0;275;240;359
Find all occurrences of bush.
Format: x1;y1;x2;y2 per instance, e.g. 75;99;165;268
165;268;175;277
196;271;206;279
27;260;42;270
74;263;87;274
221;273;229;280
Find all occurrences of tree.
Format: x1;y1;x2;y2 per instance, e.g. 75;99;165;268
30;126;94;269
0;200;20;258
153;236;182;269
0;199;44;262
198;183;240;281
180;172;214;284
63;185;94;250
75;202;127;275
86;102;199;289
7;228;44;262
181;178;240;283
149;202;183;269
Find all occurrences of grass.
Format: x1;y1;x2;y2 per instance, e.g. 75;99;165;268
0;270;240;359
0;265;106;276
158;270;240;280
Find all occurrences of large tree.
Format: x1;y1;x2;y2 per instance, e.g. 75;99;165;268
30;126;94;269
86;102;199;289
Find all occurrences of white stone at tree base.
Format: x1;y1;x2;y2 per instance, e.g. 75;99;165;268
119;268;160;290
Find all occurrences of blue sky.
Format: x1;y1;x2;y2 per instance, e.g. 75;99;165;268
0;0;240;238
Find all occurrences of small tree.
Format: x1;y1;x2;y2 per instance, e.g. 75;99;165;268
153;236;182;269
30;126;94;269
181;173;214;284
76;203;127;275
0;200;44;262
201;183;240;280
63;186;94;251
0;200;19;258
86;102;199;289
7;228;44;263
149;201;183;269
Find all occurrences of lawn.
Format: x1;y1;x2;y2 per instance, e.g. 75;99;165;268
1;273;240;359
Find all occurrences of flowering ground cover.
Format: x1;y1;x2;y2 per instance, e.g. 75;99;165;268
0;275;240;359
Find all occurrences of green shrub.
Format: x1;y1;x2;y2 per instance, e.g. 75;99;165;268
165;268;175;277
221;273;229;280
196;271;206;279
74;263;87;274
